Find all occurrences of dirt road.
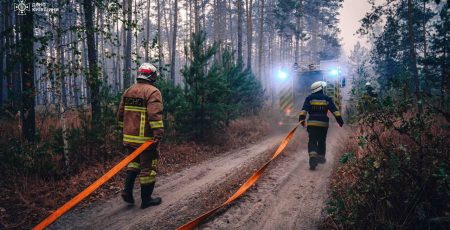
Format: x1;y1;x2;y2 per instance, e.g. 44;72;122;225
51;126;344;230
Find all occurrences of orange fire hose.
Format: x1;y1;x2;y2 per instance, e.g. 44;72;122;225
177;121;302;230
33;140;154;230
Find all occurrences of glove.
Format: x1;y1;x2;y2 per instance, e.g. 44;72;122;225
153;135;162;143
153;129;164;143
336;117;344;127
300;120;306;127
299;115;306;122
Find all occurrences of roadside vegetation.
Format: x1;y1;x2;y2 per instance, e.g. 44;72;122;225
325;1;449;229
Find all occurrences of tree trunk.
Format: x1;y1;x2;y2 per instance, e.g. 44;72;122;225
20;0;35;142
268;29;273;97
123;0;132;88
257;0;264;78
246;0;253;69
201;0;206;30
99;6;108;86
213;0;219;56
294;0;302;63
167;0;172;57
194;0;200;34
407;0;424;185
56;2;70;172
164;0;172;63
228;0;234;50
300;6;304;65
83;0;101;127
237;0;243;63
407;0;422;114
170;0;178;84
0;3;4;106
145;0;151;61
422;1;429;93
116;16;122;92
158;0;164;69
311;18;318;63
13;15;22;111
441;13;447;107
134;0;139;69
4;3;12;107
82;26;89;104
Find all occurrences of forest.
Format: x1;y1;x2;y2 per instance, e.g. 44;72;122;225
0;0;449;229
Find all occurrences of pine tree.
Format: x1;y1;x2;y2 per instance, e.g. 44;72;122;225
180;31;228;139
427;3;449;108
221;49;264;123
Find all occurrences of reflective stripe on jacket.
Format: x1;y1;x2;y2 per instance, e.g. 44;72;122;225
298;92;343;127
117;81;164;147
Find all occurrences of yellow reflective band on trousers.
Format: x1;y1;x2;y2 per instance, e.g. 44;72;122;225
299;110;307;116
124;106;146;112
140;170;157;185
307;120;329;127
149;120;164;129
123;134;153;144
127;162;140;170
310;100;328;106
333;111;341;116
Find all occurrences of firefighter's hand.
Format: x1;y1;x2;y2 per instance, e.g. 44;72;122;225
336;117;344;127
299;115;306;122
153;129;164;144
153;136;162;144
300;120;306;127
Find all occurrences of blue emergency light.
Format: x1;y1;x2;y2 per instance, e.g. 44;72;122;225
277;70;287;79
329;68;339;76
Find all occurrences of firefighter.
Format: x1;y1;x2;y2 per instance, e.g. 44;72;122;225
359;82;378;113
298;81;344;170
117;63;164;208
365;82;377;98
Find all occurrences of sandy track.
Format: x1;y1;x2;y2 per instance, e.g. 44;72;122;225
50;135;283;230
51;126;343;230
201;128;340;229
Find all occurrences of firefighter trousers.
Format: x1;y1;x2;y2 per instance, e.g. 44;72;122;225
307;126;328;156
125;144;159;186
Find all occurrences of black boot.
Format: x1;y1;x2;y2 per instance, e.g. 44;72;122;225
141;183;162;209
309;152;319;170
318;154;326;164
121;171;138;204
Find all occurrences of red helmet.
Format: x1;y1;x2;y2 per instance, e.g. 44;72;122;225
137;63;158;82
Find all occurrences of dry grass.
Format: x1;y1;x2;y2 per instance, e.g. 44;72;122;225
0;109;82;146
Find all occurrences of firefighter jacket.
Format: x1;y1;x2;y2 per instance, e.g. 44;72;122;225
298;91;343;127
117;81;164;147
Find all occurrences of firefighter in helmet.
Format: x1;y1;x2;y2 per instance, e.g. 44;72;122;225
117;63;164;208
365;82;377;98
298;81;344;170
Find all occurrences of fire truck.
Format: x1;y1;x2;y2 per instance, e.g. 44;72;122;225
276;60;345;121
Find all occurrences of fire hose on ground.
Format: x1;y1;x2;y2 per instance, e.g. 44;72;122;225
33;121;302;230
